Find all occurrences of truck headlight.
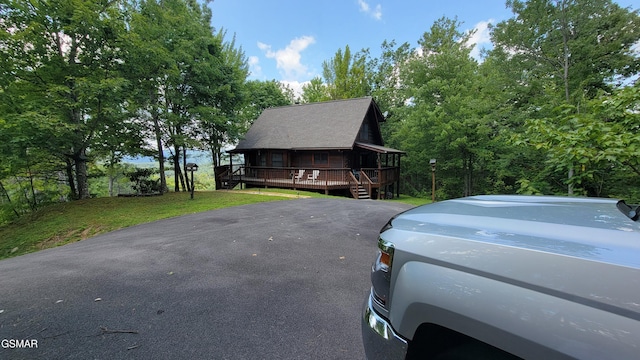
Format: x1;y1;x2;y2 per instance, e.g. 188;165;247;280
371;237;394;307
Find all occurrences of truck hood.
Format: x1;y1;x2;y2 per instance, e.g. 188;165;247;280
390;195;640;269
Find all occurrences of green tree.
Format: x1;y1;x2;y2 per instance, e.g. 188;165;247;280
241;80;292;123
521;84;640;200
91;116;147;197
160;0;216;192
0;113;65;217
126;0;245;192
197;31;249;169
493;0;640;103
0;0;130;200
364;40;413;144
322;45;370;100
124;0;175;192
490;0;640;194
301;76;330;103
395;17;498;198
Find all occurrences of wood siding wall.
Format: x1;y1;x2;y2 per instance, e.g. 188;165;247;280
243;150;349;169
291;151;347;168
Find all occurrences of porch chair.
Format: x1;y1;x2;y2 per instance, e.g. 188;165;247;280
294;169;305;181
308;170;320;182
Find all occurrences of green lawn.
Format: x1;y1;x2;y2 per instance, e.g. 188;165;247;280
388;195;432;207
0;190;428;261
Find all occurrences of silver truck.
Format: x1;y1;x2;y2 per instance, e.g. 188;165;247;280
362;195;640;359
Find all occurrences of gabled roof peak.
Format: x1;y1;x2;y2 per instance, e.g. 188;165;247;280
233;97;384;151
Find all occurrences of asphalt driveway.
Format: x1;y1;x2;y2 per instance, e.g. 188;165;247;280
0;198;412;360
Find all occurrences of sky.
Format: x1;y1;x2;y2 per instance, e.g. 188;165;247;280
209;0;640;96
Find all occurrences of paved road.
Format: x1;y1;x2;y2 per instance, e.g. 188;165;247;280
0;198;411;360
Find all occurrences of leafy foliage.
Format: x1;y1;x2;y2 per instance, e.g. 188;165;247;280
301;77;330;103
1;0;133;199
0;0;262;215
489;0;640;195
521;84;640;200
125;168;161;195
321;45;370;100
378;18;509;198
1;0;639;221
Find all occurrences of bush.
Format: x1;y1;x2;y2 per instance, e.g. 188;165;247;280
125;168;162;195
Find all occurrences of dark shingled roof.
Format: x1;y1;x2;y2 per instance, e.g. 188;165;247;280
233;97;382;151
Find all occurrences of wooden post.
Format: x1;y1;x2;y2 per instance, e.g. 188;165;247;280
229;154;234;189
396;155;401;199
377;153;382;199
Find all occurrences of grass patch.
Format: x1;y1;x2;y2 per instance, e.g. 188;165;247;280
388;195;432;207
0;191;290;260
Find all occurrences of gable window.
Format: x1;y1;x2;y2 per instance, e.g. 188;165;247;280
313;153;328;166
360;122;370;141
272;152;284;167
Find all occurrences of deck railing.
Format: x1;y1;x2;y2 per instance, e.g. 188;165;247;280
348;171;361;199
222;166;400;194
360;170;373;197
241;167;352;191
361;167;400;186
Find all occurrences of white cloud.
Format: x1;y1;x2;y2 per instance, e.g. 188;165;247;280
466;19;494;61
248;56;262;78
357;0;382;20
257;42;270;52
280;80;309;99
357;0;369;12
258;36;316;81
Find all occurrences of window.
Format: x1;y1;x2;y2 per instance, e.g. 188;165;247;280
360;122;370;141
258;153;267;166
271;152;284;167
313;153;328;166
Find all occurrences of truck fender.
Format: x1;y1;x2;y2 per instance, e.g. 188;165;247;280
389;261;640;360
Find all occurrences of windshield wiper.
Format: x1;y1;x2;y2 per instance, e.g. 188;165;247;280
617;200;640;221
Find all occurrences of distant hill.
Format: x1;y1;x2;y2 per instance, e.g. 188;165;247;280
124;150;212;166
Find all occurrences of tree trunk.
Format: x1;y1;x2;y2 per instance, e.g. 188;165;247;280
467;155;474;197
152;111;167;193
211;148;218;168
173;146;181;192
108;168;114;197
173;144;188;192
107;152;116;197
0;181;21;218
178;166;187;192
183;147;191;192
75;152;91;200
560;0;574;195
568;167;575;195
210;143;220;168
461;152;473;197
559;0;571;104
212;148;222;190
65;157;78;200
463;158;470;197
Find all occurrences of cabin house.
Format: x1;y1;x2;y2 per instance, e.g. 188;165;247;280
218;97;405;199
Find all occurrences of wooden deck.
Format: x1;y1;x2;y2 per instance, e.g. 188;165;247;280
218;166;401;199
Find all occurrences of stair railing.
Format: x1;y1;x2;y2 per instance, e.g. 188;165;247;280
348;171;361;199
360;171;374;199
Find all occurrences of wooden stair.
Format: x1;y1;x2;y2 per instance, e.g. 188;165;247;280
356;184;370;199
221;178;240;190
